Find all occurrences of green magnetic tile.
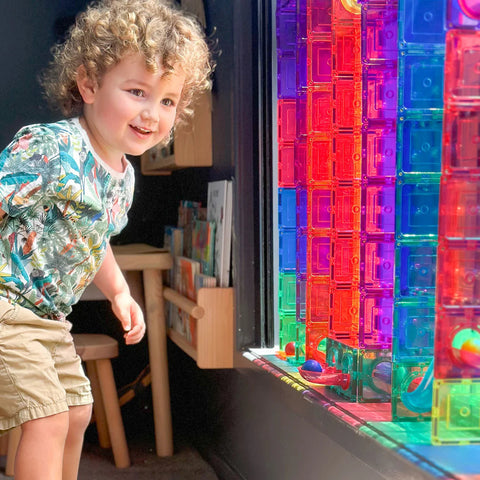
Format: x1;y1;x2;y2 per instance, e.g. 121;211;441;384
367;421;432;445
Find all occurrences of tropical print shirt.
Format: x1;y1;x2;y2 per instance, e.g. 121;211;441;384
0;117;134;319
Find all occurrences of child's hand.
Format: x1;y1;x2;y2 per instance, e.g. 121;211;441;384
111;293;146;345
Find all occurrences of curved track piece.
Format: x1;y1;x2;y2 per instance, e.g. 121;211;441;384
401;360;434;414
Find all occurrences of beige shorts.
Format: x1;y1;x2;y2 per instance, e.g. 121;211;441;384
0;300;93;433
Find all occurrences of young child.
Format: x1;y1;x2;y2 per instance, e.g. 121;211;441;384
0;0;212;478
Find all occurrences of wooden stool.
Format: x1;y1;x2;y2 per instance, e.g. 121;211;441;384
73;333;130;468
4;333;130;475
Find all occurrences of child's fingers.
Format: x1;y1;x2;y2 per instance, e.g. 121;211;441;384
124;320;146;344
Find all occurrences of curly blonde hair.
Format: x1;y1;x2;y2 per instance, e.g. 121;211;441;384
41;0;213;123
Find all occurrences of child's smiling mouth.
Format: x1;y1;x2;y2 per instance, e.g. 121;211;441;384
130;125;153;135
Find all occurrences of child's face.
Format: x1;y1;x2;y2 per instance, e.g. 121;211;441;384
79;53;185;169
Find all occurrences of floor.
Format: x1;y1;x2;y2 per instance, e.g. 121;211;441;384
0;388;219;480
77;423;219;480
0;404;219;480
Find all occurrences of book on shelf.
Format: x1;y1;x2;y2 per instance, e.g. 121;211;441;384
163;226;183;257
177;200;206;258
207;180;233;288
191;220;215;276
194;273;217;292
170;256;201;346
163;226;183;286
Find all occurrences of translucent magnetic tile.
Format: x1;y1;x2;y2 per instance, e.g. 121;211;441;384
309;235;331;277
443;106;480;174
305;322;328;359
398;54;445;112
444;29;480;103
296;94;308;142
277;54;297;98
333;78;362;129
276;9;296;54
296;274;306;319
276;0;296;14
308;137;333;183
297;233;307;276
278;143;295;187
308;36;332;84
447;0;480;29
360;293;393;348
363;65;398;122
362;125;397;179
277;99;296;142
332;235;360;284
397;117;443;175
307;277;330;323
329;293;361;343
279;228;296;272
309;187;331;230
278;188;297;229
297;187;307;231
308;0;332;36
391;361;432;422
432;379;480;445
308;87;333;135
295;140;307;186
294;320;307;364
326;338;360;401
436;239;480;308
361;240;395;289
439;176;480;240
395;242;438;297
332;24;361;75
327;338;391;402
334;132;361;181
279;272;297;313
396;181;440;238
362;4;398;63
393;301;435;361
279;313;297;350
357;349;391;402
363;183;395;234
398;0;447;48
433;307;480;380
332;0;361;23
297;40;308;91
333;185;361;232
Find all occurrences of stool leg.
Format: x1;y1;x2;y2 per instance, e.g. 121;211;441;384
5;426;21;477
85;360;111;449
95;359;130;468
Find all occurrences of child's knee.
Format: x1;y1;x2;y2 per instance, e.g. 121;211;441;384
22;411;70;441
68;404;92;434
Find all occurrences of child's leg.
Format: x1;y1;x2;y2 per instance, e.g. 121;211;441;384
14;412;70;480
62;404;93;480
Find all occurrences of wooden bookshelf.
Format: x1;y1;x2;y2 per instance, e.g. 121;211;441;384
164;286;234;368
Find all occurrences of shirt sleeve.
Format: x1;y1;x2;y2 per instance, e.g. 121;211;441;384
0;124;60;217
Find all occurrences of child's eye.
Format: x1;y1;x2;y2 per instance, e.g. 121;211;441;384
129;89;145;97
162;98;175;107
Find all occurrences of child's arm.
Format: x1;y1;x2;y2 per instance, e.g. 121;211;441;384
93;242;146;345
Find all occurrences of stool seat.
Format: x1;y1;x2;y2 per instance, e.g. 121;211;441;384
73;333;118;360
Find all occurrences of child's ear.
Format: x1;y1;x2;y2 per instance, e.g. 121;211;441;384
76;65;97;104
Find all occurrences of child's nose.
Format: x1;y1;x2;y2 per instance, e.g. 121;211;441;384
141;103;159;122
